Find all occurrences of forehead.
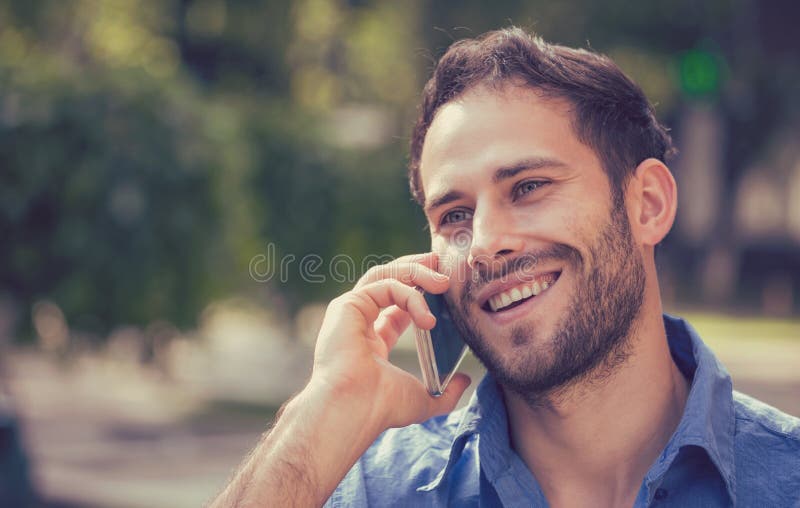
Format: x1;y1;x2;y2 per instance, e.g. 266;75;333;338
419;85;603;203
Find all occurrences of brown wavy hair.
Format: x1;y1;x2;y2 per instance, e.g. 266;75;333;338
408;27;676;206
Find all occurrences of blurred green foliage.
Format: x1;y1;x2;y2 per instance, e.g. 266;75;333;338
1;0;798;340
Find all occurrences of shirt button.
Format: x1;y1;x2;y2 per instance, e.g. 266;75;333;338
654;488;668;500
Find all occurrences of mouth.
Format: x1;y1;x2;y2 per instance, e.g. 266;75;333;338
480;271;561;313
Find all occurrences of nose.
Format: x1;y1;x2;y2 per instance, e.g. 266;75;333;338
467;203;524;270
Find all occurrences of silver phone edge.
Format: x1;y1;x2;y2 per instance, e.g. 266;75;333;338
413;326;442;395
413;326;469;397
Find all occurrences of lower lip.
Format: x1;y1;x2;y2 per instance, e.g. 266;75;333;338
482;277;559;325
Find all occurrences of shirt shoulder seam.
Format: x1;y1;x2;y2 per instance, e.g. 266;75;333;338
733;412;800;441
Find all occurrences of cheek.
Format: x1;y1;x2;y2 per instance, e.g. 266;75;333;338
431;235;471;294
431;234;471;264
513;201;600;272
512;201;581;243
431;235;448;254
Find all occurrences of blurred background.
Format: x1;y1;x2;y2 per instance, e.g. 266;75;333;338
1;0;798;506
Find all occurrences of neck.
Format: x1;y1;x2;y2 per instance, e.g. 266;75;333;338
502;309;690;507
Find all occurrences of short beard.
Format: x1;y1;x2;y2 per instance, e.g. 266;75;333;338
445;197;646;409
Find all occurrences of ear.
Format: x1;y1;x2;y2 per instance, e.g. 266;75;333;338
629;158;677;246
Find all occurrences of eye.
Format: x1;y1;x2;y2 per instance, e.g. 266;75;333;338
513;180;548;200
440;208;473;226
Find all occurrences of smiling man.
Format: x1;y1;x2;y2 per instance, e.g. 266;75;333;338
211;28;800;507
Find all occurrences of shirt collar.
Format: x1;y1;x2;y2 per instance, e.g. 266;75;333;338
418;314;737;503
416;371;506;492
653;314;736;502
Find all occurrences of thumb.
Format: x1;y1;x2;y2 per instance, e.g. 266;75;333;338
429;373;472;417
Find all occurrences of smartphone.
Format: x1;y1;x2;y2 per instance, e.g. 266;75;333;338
413;290;469;396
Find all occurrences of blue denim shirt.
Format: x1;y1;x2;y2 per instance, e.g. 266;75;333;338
325;315;800;507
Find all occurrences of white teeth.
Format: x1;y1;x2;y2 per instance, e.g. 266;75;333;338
487;276;557;312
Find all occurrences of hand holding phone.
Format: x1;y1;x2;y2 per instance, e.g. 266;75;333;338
413;290;469;396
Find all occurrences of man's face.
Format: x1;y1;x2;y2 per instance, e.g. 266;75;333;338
419;85;646;403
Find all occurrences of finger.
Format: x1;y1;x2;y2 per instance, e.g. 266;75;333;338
373;306;411;350
357;253;436;288
426;373;472;418
391;371;472;426
356;254;449;292
346;279;436;330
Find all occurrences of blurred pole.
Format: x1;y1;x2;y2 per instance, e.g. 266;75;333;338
674;103;736;304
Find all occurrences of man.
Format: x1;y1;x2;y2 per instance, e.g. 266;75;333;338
211;27;800;507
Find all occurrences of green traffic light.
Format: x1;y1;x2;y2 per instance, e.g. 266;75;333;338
679;49;720;96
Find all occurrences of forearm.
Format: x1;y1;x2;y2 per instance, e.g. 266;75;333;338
209;381;381;508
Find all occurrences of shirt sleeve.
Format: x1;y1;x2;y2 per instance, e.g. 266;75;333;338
323;457;369;508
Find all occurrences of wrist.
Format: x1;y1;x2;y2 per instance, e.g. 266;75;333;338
305;363;439;435
301;373;387;444
221;379;382;508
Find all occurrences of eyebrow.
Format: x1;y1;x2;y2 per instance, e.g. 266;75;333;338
424;190;464;215
423;156;567;214
492;156;567;183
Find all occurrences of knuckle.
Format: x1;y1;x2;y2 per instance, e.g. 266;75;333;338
327;293;346;310
365;264;385;280
390;279;414;299
386;309;405;329
348;290;374;309
330;291;365;310
403;291;415;311
355;266;379;288
397;270;414;285
358;262;397;286
384;277;403;290
330;291;380;323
